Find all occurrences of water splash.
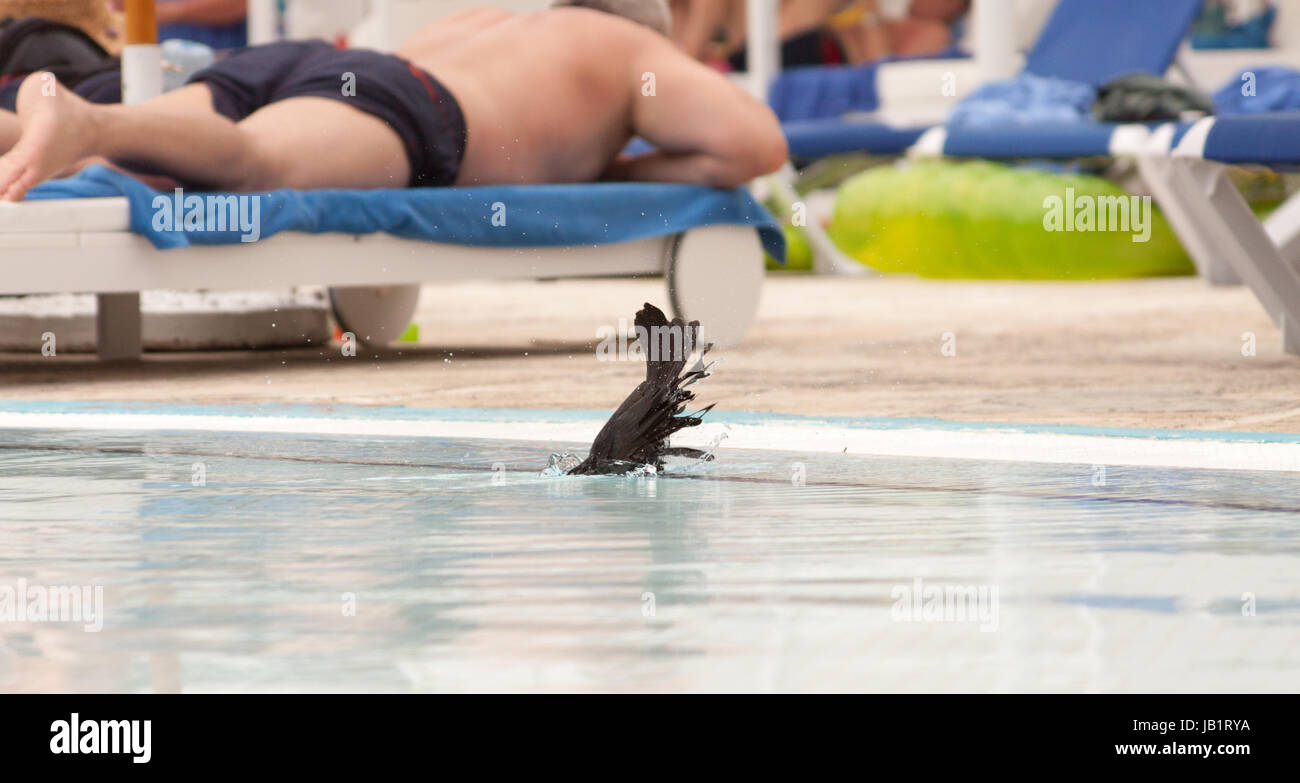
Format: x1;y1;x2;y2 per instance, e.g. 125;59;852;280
700;424;732;462
542;452;664;477
541;452;582;476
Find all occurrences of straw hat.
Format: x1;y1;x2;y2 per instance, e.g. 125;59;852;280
0;0;125;54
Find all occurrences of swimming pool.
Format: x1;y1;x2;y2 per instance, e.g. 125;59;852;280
2;406;1298;692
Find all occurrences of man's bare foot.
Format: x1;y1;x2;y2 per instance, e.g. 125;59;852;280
0;74;102;202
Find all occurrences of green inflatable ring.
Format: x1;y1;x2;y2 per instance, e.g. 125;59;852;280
828;160;1194;280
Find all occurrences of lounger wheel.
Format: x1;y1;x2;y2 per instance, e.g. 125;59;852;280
666;225;764;348
328;284;421;346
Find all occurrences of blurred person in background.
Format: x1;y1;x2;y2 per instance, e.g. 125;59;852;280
834;0;968;63
673;0;968;68
671;0;745;61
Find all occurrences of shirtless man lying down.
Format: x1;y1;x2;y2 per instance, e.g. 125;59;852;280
0;0;787;201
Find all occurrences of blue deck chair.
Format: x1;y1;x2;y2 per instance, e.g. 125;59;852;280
1137;113;1300;356
783;0;1206;160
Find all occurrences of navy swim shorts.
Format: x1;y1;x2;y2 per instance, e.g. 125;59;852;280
188;40;467;187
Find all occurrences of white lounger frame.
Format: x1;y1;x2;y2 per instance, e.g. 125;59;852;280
0;197;766;357
1137;119;1300;357
896;119;1300;359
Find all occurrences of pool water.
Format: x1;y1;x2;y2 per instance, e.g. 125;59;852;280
1;426;1298;692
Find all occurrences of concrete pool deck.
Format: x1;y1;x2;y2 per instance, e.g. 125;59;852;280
2;276;1299;434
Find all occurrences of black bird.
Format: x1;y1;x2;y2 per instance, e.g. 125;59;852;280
567;303;716;475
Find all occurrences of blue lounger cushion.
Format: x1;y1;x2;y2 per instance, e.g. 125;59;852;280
786;119;1132;160
27;165;786;262
1202;113;1300;165
943;121;1122;158
784;119;928;159
769;62;886;123
767;50;965;124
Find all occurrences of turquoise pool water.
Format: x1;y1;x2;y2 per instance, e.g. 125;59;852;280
2;424;1298;692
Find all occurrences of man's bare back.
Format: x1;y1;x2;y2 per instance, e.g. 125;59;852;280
402;6;785;187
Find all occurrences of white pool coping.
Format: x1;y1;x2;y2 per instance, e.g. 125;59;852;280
2;407;1299;473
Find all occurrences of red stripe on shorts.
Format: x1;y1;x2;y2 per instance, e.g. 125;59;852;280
407;63;441;106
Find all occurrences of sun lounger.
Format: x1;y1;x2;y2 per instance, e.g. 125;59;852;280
1137;113;1300;355
0;166;784;358
781;0;1205;160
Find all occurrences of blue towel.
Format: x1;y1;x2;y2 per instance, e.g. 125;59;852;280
1215;67;1300;114
948;74;1097;130
27;166;785;262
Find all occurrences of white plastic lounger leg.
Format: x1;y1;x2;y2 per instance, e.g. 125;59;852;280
666;225;764;348
768;165;866;276
1177;158;1300;356
1138;154;1241;286
96;293;143;360
1264;189;1300;269
328;284;421;346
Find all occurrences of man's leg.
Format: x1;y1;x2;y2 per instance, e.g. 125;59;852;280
226;98;411;190
0;73;408;200
0;77;244;200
